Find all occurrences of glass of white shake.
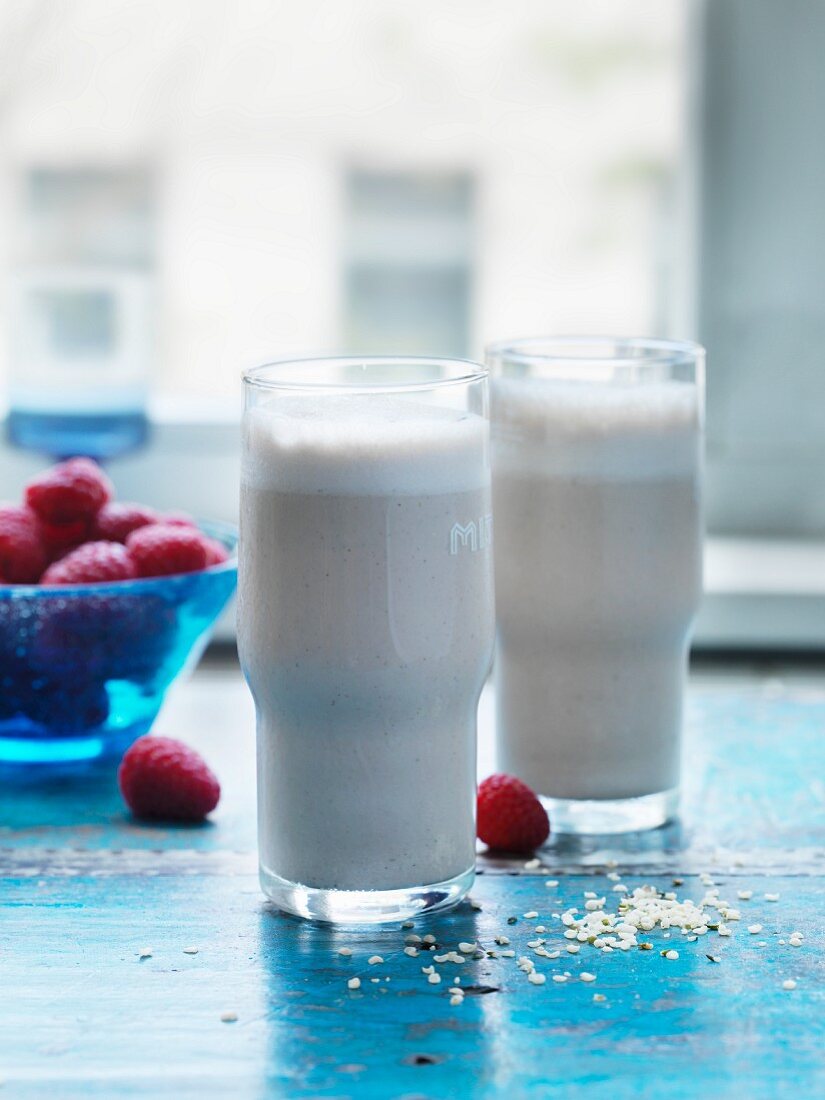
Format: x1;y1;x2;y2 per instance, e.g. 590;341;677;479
238;356;494;922
486;338;704;834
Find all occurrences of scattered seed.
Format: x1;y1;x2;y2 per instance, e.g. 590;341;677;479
428;972;441;985
450;994;464;1005
347;977;361;990
182;946;199;956
458;942;477;954
580;972;596;982
220;1011;238;1023
524;858;542;870
706;955;721;963
593;993;607;1002
748;925;763;935
523;911;539;919
527;972;546;985
782;979;797;991
664;950;679;960
737;890;753;901
552;974;568;983
765;893;780;902
368;955;384;965
338;947;353;957
137;947;153;960
545;880;559;888
404;946;419;958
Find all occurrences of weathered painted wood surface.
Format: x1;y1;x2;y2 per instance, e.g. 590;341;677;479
0;666;823;1097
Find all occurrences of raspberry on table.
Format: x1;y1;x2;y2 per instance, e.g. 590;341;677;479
41;541;138;586
93;502;159;543
126;524;210;578
25;457;113;523
477;773;550;853
0;505;47;584
118;735;221;821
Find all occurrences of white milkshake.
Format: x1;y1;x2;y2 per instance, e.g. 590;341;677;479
238;379;494;919
490;357;703;833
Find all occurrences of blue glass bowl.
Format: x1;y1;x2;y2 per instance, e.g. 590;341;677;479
0;521;237;765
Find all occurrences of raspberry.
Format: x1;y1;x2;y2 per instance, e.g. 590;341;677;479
37;516;90;560
161;511;198;528
203;537;230;567
477;773;550;853
126;524;209;577
41;541;138;586
118;735;221;821
93;502;159;543
0;505;47;583
25;457;112;523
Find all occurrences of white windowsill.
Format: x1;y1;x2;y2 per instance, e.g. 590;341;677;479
1;410;823;650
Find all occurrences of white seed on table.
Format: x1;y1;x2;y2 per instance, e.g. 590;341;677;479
580;973;597;982
428;972;441;984
747;925;762;935
137;948;153;959
665;950;679;960
524;858;542;870
368;955;384;965
347;977;361;990
404;946;419;958
450;994;464;1006
523;912;539;919
182;947;199;955
337;947;352;957
782;979;797;990
737;890;753;900
566;945;580;954
528;972;546;985
545;880;559;888
458;942;477;954
765;893;780;902
220;1011;238;1022
552;975;568;983
593;993;607;1002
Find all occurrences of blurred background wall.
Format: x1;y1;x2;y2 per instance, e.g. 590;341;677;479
0;0;823;646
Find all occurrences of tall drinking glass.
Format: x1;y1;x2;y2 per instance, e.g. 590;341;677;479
487;338;704;834
238;357;494;922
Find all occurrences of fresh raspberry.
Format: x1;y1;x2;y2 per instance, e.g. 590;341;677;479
160;511;198;528
41;541;138;586
38;516;90;560
126;524;209;577
118;735;221;821
0;505;47;583
477;773;550;853
202;537;230;567
25;457;112;523
93;502;159;543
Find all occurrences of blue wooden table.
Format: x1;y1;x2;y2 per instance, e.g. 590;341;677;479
1;661;823;1098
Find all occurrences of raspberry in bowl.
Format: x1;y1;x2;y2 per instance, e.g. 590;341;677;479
0;459;237;765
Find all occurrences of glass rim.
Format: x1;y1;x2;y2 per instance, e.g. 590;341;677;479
242;355;488;394
485;335;704;371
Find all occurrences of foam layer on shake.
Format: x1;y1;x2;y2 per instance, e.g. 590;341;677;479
243;394;489;495
492;378;700;480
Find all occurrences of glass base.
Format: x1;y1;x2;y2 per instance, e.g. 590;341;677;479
260;864;475;925
542;788;678;836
